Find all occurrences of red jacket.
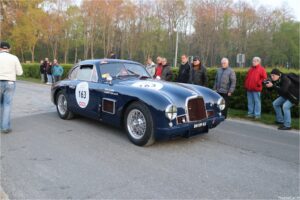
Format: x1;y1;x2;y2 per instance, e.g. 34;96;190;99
154;64;163;77
244;64;267;92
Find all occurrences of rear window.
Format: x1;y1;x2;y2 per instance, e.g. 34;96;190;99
76;65;96;81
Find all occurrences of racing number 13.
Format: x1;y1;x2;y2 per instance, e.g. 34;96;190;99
78;91;86;99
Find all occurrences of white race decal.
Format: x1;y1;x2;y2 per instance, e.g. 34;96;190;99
132;81;163;90
75;82;90;108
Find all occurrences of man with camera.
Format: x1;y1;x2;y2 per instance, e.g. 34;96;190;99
265;69;299;130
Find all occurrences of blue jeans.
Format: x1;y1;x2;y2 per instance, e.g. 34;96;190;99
47;74;53;84
247;91;261;117
273;96;293;127
0;81;16;131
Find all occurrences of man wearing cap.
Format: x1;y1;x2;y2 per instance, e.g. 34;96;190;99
266;69;299;130
0;41;23;133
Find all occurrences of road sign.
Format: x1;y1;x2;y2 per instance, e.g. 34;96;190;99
237;53;245;67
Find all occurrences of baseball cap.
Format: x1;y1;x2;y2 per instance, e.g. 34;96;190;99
0;41;10;49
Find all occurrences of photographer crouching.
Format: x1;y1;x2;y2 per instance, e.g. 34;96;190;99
265;69;299;130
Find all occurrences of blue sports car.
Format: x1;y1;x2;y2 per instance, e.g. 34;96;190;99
51;59;225;146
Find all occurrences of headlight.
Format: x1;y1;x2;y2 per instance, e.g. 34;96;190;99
165;105;177;120
217;98;226;111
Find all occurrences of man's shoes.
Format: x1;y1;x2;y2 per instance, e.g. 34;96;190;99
275;121;284;125
278;126;292;130
254;116;261;120
1;129;12;134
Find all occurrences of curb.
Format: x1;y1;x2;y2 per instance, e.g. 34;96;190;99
227;118;300;134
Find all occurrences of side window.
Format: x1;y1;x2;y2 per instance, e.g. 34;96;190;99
69;66;79;80
76;65;94;81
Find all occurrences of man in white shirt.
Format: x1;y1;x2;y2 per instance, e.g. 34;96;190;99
0;41;23;133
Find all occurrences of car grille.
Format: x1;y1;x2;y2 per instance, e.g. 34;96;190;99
187;97;207;121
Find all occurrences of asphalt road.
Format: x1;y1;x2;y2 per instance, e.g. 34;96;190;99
1;81;299;199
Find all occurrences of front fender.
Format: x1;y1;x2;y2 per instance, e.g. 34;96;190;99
113;85;174;129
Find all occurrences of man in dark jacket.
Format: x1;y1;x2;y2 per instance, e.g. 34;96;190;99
39;60;46;83
45;60;53;84
266;69;299;130
213;58;236;118
160;58;173;81
176;54;190;83
189;56;208;86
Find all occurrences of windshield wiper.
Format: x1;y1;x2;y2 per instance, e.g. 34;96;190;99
126;69;140;76
139;75;151;80
126;69;151;79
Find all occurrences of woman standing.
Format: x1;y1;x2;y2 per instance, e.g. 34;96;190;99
189;56;208;86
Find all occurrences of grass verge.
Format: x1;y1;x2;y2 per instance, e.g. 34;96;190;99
17;76;43;84
228;108;300;130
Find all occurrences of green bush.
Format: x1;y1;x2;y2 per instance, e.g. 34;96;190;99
21;63;74;79
20;63;299;117
172;67;299;118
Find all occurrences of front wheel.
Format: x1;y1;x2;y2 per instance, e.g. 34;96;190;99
56;91;74;120
124;102;155;146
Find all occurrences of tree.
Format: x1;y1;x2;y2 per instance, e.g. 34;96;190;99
271;21;300;68
11;4;46;62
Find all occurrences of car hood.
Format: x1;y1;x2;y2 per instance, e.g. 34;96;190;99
116;79;213;104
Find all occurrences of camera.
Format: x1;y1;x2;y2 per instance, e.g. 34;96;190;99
263;78;272;85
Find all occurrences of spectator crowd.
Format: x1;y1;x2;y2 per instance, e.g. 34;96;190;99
144;54;299;130
39;58;64;84
0;41;299;134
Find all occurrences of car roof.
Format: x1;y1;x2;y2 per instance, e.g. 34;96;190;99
78;59;142;66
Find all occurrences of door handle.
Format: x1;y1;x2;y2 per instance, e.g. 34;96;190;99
69;85;76;89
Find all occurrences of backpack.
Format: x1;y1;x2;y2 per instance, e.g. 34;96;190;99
286;73;300;104
287;73;299;88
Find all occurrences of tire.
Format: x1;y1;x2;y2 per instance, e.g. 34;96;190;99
124;102;155;146
56;90;74;120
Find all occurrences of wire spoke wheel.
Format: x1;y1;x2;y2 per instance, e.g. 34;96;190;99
127;109;147;140
57;94;67;115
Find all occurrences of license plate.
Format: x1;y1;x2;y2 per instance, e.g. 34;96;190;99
194;122;206;129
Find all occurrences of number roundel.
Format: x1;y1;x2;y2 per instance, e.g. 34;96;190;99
75;82;90;108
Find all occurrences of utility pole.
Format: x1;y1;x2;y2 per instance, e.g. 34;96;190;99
174;28;179;68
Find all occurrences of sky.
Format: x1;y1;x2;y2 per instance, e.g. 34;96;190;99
74;0;300;21
247;0;300;21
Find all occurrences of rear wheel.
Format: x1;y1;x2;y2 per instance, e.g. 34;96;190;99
56;91;74;120
125;102;155;146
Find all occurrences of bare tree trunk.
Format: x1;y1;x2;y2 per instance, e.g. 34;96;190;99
20;48;25;63
31;46;35;63
64;49;68;64
91;39;94;59
74;46;78;63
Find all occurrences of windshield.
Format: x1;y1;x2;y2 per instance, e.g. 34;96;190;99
100;62;151;79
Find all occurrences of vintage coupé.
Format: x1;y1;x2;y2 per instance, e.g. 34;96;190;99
51;59;225;146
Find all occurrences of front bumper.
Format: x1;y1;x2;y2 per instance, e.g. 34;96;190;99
155;116;225;140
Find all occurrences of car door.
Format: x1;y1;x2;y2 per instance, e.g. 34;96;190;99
69;64;102;119
97;62;125;124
